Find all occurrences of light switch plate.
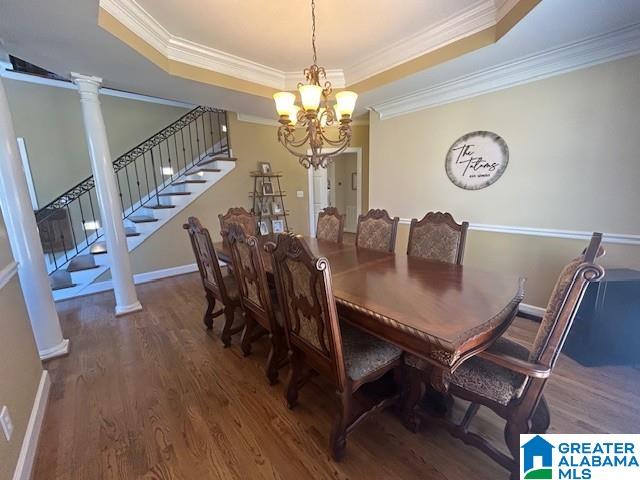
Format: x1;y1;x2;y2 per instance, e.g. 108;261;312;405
296;190;304;198
0;406;13;441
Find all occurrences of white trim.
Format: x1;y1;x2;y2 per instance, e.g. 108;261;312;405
0;261;19;290
372;23;640;119
0;66;194;109
345;0;497;86
115;300;143;316
39;338;70;361
74;262;200;299
308;147;362;237
100;0;510;90
397;218;640;246
16;138;38;210
237;113;368;127
12;370;51;480
519;303;545;319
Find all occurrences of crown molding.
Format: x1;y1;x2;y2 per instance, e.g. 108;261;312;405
345;0;498;86
372;23;640;119
100;0;526;92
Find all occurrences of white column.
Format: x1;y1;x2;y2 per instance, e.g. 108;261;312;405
0;76;69;360
71;73;142;315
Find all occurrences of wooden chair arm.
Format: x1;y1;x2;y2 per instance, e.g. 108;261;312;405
478;350;551;379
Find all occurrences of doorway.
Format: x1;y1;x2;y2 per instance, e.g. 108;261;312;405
308;147;362;236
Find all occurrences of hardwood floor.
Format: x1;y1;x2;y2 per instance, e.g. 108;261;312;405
35;273;640;479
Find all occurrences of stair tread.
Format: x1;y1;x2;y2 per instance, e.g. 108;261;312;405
49;271;76;290
129;216;158;223
145;204;176;209
194;168;222;174
207;154;237;161
172;179;207;185
90;242;108;255
67;255;99;273
124;227;141;237
159;191;191;196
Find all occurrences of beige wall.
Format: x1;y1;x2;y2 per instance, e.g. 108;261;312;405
370;54;640;307
4;79;190;206
97;114;369;280
0;212;43;480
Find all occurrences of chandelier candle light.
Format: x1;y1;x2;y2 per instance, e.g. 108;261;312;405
273;0;358;169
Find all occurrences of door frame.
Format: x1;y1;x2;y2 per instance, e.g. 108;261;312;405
307;147;362;237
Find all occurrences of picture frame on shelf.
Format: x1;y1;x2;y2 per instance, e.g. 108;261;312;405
258;162;272;175
261;202;271;216
271;200;283;215
259;220;269;236
262;181;274;195
272;219;285;234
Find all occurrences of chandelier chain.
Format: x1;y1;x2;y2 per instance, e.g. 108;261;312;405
311;0;317;65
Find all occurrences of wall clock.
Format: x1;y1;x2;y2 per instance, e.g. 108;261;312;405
445;131;509;190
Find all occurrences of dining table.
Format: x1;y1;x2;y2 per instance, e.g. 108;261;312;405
213;235;525;373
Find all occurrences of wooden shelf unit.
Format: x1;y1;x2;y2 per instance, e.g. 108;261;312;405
250;171;289;233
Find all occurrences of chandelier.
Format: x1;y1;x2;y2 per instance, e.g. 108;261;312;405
273;0;358;169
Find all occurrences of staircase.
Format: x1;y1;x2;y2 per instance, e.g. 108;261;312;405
36;106;236;301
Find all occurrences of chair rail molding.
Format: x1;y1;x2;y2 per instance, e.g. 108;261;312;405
397;219;640;246
372;23;640;119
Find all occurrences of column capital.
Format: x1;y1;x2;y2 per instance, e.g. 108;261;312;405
71;72;103;95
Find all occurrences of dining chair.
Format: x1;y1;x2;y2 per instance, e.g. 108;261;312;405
407;211;469;264
268;233;402;461
316;207;345;243
403;232;605;479
223;223;287;384
218;206;258;237
183;217;243;347
355;208;399;252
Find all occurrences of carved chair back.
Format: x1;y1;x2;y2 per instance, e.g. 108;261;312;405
316;207;345;243
269;234;348;389
224;223;278;333
407;212;469;264
516;233;604;420
219;207;258;237
183;216;231;303
355;209;399;252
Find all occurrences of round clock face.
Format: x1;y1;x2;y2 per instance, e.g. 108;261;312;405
445;131;509;190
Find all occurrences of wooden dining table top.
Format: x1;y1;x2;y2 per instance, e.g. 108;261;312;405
214;236;525;370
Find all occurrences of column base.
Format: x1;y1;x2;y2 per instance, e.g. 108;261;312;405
39;338;70;361
115;301;143;316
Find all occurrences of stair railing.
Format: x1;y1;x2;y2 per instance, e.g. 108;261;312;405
35;106;230;274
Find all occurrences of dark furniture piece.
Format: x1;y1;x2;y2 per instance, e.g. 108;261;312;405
316;207;345;243
218;207;258;237
355;208;399;252
404;233;604;479
250;171;289;234
223;223;286;384
407;211;469;264
183;217;243;346
565;267;640;366
214;236;525;373
268;234;402;460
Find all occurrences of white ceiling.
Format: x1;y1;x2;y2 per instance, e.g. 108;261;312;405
0;0;639;120
134;0;480;71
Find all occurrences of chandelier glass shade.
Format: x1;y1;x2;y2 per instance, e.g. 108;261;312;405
273;0;358;169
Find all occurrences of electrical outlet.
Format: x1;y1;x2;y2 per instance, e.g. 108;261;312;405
296;190;304;198
1;406;13;441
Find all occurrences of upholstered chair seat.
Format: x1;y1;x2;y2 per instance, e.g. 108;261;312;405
340;322;403;381
445;338;530;406
221;271;240;300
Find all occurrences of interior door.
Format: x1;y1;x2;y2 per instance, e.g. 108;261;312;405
311;167;328;235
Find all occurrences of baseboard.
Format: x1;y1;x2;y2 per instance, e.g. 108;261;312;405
519;302;545;321
67;263;200;300
12;370;51;480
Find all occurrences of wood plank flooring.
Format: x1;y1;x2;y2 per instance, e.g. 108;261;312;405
35;273;640;479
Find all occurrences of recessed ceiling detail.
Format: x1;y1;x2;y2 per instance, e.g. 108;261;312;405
98;0;539;97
